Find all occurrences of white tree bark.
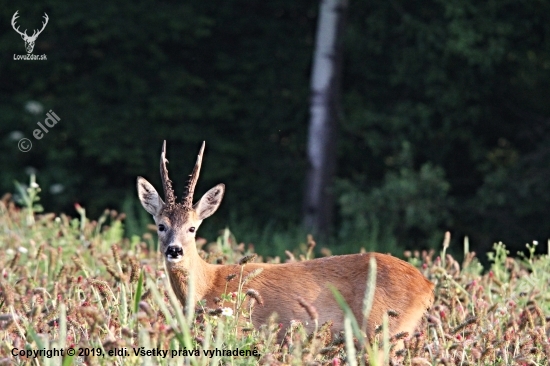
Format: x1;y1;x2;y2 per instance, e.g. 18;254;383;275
304;0;348;235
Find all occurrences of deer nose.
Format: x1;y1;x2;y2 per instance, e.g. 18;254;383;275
166;245;183;259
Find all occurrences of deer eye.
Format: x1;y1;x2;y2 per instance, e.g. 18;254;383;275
188;227;196;233
158;224;166;232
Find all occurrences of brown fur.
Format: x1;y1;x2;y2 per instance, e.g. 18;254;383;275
166;246;434;340
137;141;435;347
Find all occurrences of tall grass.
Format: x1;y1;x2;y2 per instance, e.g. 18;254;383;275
0;178;549;365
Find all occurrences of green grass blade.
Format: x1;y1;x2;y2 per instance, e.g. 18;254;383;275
329;285;364;342
133;270;143;314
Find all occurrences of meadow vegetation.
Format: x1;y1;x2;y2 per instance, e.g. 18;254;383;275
0;179;549;365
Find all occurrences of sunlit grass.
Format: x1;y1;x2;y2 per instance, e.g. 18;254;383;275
1;178;549;365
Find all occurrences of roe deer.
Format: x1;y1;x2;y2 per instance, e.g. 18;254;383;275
137;141;434;346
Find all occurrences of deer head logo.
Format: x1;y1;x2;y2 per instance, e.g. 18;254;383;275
11;11;49;54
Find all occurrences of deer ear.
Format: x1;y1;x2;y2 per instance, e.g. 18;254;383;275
194;184;225;220
137;177;164;216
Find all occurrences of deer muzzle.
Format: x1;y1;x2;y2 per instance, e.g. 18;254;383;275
165;245;183;262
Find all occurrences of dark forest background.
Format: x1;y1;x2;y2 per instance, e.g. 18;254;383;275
1;0;549;258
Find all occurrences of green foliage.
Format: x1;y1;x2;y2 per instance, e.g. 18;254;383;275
337;143;452;250
14;174;44;226
122;194;153;242
341;0;550;252
2;0;550;255
0;0;313;231
487;241;510;283
226;214;311;258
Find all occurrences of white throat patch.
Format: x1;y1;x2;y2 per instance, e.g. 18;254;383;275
166;255;184;263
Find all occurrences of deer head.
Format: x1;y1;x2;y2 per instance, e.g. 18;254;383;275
137;141;225;265
11;11;49;54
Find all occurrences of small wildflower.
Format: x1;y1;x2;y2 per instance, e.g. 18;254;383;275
221;307;233;317
18;247;28;254
143;265;153;274
9;252;20;268
297;297;318;322
496;307;507;317
307;234;316;249
306;235;316;259
391;331;409;341
111;244;120;264
129;258;140;283
451;316;477;334
388;309;399;317
239;254;257;265
289;319;303;329
246;289;264;306
209;308;223;316
0;281;15;307
243;268;264;285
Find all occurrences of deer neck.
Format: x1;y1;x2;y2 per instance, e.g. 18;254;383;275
165;246;213;306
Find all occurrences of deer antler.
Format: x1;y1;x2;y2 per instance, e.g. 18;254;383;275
11;11;27;37
160;141;176;207
11;12;49;39
182;141;205;208
31;13;49;39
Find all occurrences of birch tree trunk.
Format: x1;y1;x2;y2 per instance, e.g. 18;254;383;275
303;0;348;236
